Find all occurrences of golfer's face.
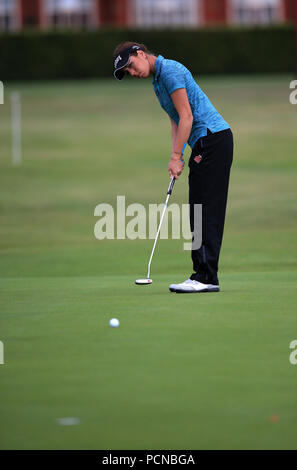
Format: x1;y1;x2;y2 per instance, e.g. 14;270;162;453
124;54;150;79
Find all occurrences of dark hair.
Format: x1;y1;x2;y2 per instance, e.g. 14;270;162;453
113;42;152;60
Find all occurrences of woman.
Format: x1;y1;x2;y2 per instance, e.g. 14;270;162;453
113;42;233;294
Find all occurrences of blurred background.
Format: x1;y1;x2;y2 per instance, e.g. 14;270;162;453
0;0;296;30
0;0;297;452
0;0;296;80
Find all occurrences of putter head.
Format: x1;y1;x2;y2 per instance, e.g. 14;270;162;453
135;279;153;285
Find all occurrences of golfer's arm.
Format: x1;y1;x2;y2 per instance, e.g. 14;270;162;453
170;117;178;154
170;88;193;157
174;117;192;156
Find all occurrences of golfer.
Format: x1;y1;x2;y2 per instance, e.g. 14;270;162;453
113;43;233;293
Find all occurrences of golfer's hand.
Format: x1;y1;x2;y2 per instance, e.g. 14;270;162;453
168;155;184;179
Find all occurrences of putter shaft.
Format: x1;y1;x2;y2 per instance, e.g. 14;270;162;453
146;143;186;280
147;190;172;280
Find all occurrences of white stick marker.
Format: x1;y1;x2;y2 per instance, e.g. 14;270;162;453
0;341;4;365
0;81;3;104
11;91;22;166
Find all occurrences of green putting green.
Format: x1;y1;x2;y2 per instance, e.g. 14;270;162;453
0;76;296;449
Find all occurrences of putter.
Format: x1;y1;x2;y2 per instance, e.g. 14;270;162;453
135;143;186;286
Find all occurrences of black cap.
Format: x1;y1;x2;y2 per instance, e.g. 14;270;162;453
113;45;143;81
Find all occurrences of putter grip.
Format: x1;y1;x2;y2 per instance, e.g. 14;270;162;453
167;143;186;195
167;177;175;195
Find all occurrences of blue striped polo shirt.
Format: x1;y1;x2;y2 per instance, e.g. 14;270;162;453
152;55;230;149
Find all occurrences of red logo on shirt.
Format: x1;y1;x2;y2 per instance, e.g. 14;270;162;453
194;155;202;164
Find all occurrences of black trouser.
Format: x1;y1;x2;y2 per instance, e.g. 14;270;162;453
188;128;233;285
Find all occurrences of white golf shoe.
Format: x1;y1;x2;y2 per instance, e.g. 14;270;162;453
169;279;220;293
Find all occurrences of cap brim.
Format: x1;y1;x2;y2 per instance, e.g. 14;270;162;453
114;57;129;81
114;68;126;81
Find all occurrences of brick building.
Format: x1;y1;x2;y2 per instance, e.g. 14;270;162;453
0;0;296;32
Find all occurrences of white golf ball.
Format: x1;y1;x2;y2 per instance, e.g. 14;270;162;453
109;318;120;328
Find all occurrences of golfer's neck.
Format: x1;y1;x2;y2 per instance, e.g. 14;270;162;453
148;55;157;75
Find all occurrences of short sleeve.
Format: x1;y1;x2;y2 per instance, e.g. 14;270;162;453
163;63;186;95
